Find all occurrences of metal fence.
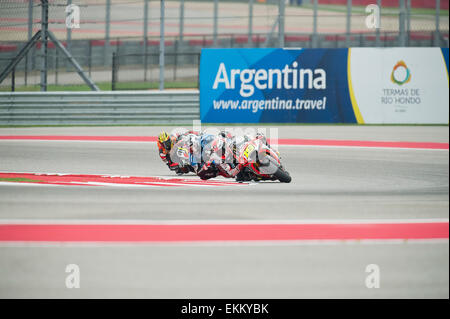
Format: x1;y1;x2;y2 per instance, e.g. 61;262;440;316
111;51;200;90
0;0;448;91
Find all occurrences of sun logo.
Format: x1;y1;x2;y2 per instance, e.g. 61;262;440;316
391;61;411;85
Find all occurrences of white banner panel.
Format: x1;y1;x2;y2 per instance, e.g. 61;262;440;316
349;48;449;124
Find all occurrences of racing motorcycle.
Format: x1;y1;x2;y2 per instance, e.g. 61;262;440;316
169;135;197;174
236;135;291;183
170;132;291;183
170;133;219;179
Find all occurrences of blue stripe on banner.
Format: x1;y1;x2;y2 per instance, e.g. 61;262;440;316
200;48;357;124
441;48;449;80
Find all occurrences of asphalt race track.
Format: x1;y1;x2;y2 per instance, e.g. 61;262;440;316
0;125;448;298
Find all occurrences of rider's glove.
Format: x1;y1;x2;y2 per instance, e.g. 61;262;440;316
159;152;169;163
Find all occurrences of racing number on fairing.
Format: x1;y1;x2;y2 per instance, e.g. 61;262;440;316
177;147;188;158
243;144;255;159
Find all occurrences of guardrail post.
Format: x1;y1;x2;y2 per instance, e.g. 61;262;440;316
179;0;185;44
112;52;117;91
312;0;318;48
248;0;254;45
346;0;351;47
55;47;59;85
278;0;285;48
26;0;33;85
197;53;200;89
375;0;381;47
24;55;28;86
143;0;149;81
406;0;411;46
66;0;72;70
40;0;49;92
399;0;406;47
159;0;165;90
105;0;111;66
213;0;219;47
434;0;441;46
88;40;92;77
173;46;178;81
11;67;15;92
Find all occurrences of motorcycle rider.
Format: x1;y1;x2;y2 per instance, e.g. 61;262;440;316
196;133;245;180
171;132;233;180
157;130;199;175
160;129;278;181
224;131;279;182
187;133;217;180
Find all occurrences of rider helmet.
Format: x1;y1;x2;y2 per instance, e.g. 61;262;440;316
158;131;173;152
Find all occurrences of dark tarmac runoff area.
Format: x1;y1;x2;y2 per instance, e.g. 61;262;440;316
0;125;448;298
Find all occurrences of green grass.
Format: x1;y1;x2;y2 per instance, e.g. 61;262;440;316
0;81;198;92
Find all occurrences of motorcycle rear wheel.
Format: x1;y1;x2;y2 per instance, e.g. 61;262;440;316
259;155;292;183
274;167;292;183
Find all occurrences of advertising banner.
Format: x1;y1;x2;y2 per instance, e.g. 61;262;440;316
349;47;449;124
200;48;357;123
200;48;449;124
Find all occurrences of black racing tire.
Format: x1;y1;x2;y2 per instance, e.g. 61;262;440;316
259;155;292;183
274;167;292;183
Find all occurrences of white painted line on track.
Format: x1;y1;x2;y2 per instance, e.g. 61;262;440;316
0;182;61;187
278;144;450;151
1;139;447;151
0;218;447;225
0;238;447;248
0;181;248;188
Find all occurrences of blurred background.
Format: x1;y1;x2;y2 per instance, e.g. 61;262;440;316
0;0;448;91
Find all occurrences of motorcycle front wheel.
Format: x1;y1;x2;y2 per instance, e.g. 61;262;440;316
274;167;291;183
